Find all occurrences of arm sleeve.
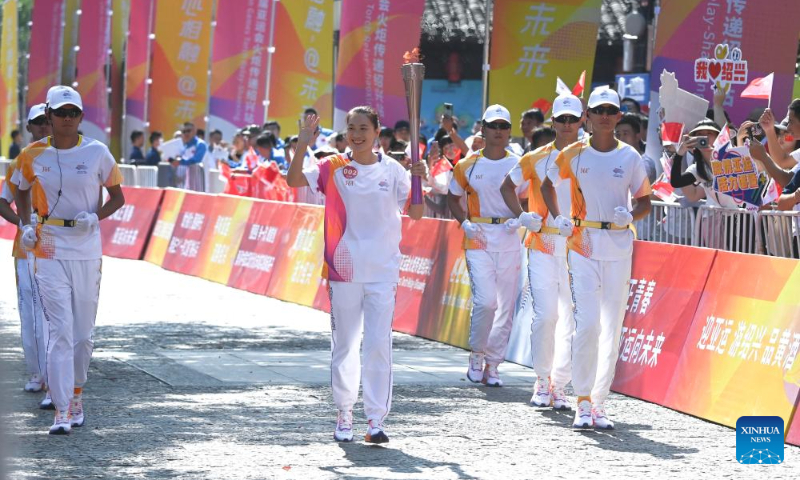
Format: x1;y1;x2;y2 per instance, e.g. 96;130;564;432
302;159;324;194
180;141;207;165
507;160;525;186
448;163;466;195
781;169;800;194
546;151;569;186
11;153;34;190
631;154;653;198
101;147;124;187
669;153;698;188
397;166;412;210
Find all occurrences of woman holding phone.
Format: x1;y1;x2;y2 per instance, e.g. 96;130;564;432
287;106;426;444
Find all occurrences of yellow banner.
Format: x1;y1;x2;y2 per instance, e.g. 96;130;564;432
1;0;18;150
61;0;79;85
149;0;214;134
109;0;131;159
488;0;602;136
144;189;186;266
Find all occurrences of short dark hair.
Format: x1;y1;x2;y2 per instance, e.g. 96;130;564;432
256;132;277;149
621;97;641;112
210;129;222;138
394;120;410;130
182;122;195;129
149;131;163;144
438;135;454;149
531;127;556;148
130;130;144;143
196;128;205;139
389;139;407;152
334;132;345;142
347;106;380;129
616;113;641;134
522;108;545;124
379;126;394;139
304;107;318;116
788;99;800;123
263;121;281;132
10;129;20;139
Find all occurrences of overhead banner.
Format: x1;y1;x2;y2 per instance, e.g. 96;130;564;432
269;0;334;132
0;0;18;150
487;0;602;137
149;0;213;135
611;243;716;404
666;251;800;430
109;0;132;158
26;0;64;109
61;0;79;85
74;0;112;143
123;0;153;157
100;187;164;260
333;0;424;130
650;0;800;124
209;0;272;142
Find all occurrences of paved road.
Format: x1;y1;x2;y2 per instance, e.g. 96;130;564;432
0;248;798;479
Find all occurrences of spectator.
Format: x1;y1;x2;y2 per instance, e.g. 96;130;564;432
615;113;644;154
209;129;223;148
263;121;285;148
332;132;347;153
170;122;207;191
531;126;556;149
394;120;411;143
517;108;544;151
757;102;800;170
129;130;145;164
378;127;394;154
303;108;334;148
196;128;206;140
8;129;22;159
669;119;736;207
226;130;248;169
145;131;162;166
256;132;287;170
620;97;641;114
465;131;484;154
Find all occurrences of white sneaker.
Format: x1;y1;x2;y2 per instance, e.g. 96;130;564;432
49;409;71;435
466;352;484;383
334;410;353;442
572;400;593;429
24;374;44;392
529;377;551;407
552;386;571;411
592;403;614;430
482;363;503;387
39;391;55;410
69;396;84;427
364;419;389;444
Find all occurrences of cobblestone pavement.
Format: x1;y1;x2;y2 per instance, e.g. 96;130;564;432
1;251;798;479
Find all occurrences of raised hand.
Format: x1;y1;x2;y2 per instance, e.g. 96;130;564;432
298;114;320;145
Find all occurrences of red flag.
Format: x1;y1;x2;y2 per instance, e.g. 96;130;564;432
252;162;294;202
572;70;586;97
531;98;552;114
430;158;453;178
740;73;774;100
244;147;259;172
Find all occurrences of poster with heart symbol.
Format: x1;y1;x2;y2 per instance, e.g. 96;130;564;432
693;44;748;94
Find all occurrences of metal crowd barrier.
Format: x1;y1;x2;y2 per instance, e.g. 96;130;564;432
118;164;137;186
634;200;695;245
758;210;800;258
693;205;762;254
207;168;226;194
136;166;159;187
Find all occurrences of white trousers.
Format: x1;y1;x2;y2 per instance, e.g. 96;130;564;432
34;259;102;411
16;257;48;379
465;249;521;365
329;281;396;424
528;250;573;388
568;251;632;404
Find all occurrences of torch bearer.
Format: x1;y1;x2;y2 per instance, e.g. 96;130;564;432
402;49;425;205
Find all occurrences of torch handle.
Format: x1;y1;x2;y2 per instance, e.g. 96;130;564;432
411;175;423;205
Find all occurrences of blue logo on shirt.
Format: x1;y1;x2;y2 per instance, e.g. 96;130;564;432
736;416;784;464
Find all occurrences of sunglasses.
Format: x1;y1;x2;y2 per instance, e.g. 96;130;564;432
484;122;512;130
181;129;193;134
28;117;47;126
589;105;620;116
51;108;82;118
553;115;580;125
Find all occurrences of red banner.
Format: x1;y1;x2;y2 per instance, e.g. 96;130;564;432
100;187;164;260
611;242;717;404
227;201;297;294
123;0;154;156
193;195;254;284
26;0;64;108
160;192;214;275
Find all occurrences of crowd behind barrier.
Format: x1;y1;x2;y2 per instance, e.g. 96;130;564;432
0;185;798;443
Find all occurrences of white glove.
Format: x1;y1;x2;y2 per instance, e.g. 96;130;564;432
519;212;543;232
21;224;37;250
504;217;521;233
554;215;574;237
461;220;480;240
74;212;99;233
613;206;633;228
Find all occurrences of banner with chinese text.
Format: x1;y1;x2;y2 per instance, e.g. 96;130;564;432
270;0;334;132
651;0;800;124
144;188;186;266
665;251;800;430
74;0;112;144
26;0;64;108
0;0;18;149
160;192;214;276
209;0;272;142
333;0;424;130
149;0;213;134
124;0;153;157
194;195;254;284
100;187;164;259
60;0;79;85
488;0;602;137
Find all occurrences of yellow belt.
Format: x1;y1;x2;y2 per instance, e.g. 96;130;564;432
537;226;560;235
470;216;511;225
37;215;75;227
572;218;630;231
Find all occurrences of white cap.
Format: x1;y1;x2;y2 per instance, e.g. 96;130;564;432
482;104;511;124
552;94;583;117
587;86;620;109
27;103;46;122
46;85;83;110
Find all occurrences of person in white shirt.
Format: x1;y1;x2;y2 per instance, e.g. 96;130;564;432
448;104;523;387
12;86;125;435
500;94;584;410
541;87;652;430
287;106;426;444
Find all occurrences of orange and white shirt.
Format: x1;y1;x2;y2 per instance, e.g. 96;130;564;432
508;141;574;257
449;149;523;252
303;152;410;283
10;136;123;260
547;140;651;261
0;160;24;259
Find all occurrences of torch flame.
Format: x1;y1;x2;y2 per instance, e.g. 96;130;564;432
403;47;422;64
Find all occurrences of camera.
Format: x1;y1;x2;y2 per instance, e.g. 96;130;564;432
695;136;709;148
746;124;763;140
388;151;406;161
443;102;453;118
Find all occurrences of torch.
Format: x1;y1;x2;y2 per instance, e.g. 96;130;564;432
402;48;425;205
